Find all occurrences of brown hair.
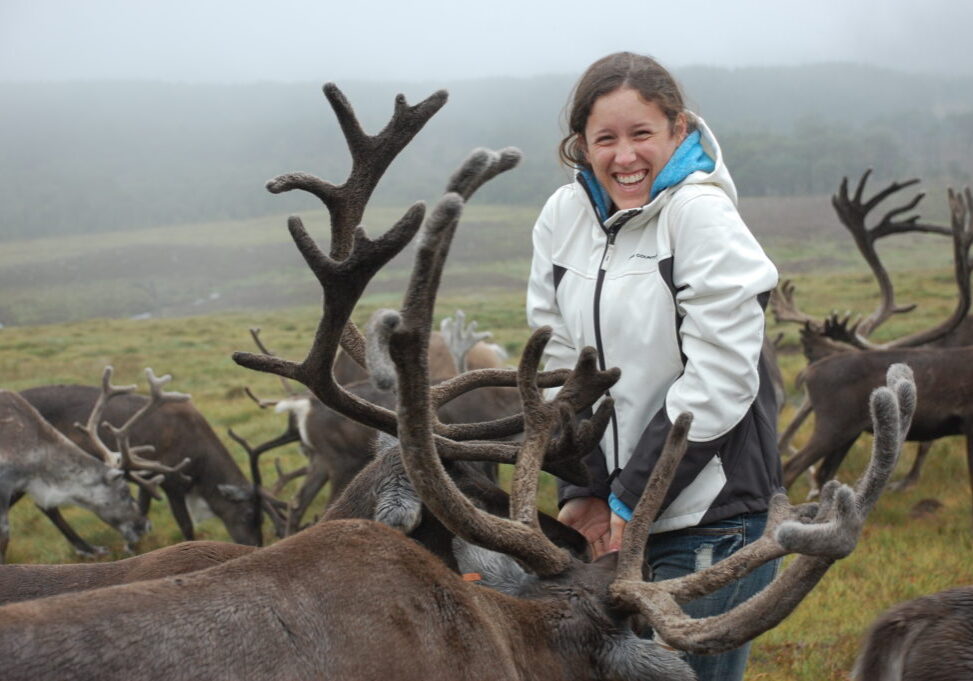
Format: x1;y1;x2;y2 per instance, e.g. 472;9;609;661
558;52;694;169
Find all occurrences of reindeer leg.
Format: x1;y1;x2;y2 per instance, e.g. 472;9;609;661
167;491;196;541
889;441;934;492
967;433;973;525
782;428;858;489
0;490;11;564
811;436;860;492
778;399;812;454
137;485;154;515
36;506;107;557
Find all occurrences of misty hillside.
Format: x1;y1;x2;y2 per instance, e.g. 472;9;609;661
1;63;972;240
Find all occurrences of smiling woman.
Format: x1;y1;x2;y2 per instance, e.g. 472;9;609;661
527;51;780;681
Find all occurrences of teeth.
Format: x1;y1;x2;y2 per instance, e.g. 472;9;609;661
616;171;647;185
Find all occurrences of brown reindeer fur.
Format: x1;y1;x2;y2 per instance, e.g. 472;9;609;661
782;347;973;506
0;541;255;606
853;585;973;681
0;519;691;681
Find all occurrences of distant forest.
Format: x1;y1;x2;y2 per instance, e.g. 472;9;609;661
2;63;972;240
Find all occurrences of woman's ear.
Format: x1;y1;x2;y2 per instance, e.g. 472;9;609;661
674;112;688;142
577;133;589;164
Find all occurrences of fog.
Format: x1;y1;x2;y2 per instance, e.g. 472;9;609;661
2;0;971;83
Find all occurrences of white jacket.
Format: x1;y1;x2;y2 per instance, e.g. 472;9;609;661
526;115;780;532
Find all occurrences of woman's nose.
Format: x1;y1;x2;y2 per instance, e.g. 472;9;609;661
615;140;637;165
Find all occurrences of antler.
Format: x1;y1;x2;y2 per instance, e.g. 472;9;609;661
226;428;292;543
609;363;916;654
75;367;192;500
372;195;618;575
265;83;449;370
234;87;534;441
770;280;820;327
233;87;598;473
832;170;952;337
440;310;492;372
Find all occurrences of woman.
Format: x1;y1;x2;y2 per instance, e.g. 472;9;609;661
526;52;782;681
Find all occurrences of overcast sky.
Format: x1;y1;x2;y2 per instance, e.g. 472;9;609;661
2;0;971;83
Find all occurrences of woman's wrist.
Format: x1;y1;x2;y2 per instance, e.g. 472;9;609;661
607;493;633;522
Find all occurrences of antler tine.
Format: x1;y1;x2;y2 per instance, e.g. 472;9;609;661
610;363;916;655
74;365;139;467
769;279;820;327
249;328;300;396
127;471;166;501
508;327;564;527
615;412;693;581
879;186;973;349
446;147;522;202
440;310;493;372
244;386;279;410
103;369;192;491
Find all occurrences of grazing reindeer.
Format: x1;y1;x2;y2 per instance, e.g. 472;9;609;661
22;380;264;546
0;76;916;678
0;387;153;562
774;175;973;494
852;585;973;681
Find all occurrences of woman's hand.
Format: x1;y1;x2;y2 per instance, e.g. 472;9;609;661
558;497;614;558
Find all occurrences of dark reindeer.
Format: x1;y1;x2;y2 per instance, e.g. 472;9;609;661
852;585;973;681
0;82;916;680
0;367;190;561
22;377;265;546
773;173;973;497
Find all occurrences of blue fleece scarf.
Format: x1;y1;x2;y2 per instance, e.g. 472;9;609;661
579;130;715;221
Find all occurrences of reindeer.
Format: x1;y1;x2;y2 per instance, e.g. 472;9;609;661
0;83;916;680
21;379;266;546
773;173;973;496
0;367;188;561
852;585;973;681
250;308;516;535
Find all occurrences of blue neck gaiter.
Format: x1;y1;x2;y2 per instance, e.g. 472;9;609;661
578;129;715;220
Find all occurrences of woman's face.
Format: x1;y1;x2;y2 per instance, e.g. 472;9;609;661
583;87;686;210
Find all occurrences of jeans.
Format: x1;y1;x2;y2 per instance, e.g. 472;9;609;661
646;512;779;681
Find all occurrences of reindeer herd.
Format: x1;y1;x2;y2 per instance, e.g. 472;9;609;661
0;83;971;680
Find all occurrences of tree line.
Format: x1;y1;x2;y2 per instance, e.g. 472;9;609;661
1;63;971;240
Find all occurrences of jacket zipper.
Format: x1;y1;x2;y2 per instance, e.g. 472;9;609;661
595;223;623;476
577;172;639;479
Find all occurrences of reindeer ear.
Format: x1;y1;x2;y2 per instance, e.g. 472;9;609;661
218;484;253;502
106;468;125;481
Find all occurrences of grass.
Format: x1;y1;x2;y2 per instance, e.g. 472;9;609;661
2;197;972;680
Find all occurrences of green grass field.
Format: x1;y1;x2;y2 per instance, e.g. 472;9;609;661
2;196;972;680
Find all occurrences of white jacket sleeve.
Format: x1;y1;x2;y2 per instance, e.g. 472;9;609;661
526;193;579;387
665;190;778;442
